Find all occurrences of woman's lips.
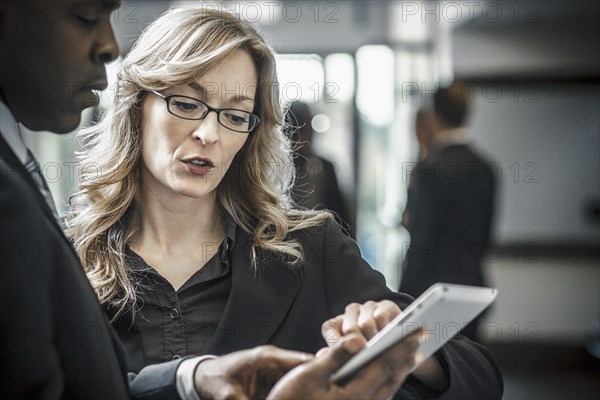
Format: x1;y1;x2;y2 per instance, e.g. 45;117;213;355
182;159;216;176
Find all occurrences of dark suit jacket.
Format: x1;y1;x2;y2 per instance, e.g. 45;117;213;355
114;218;503;399
0;136;182;400
401;143;497;298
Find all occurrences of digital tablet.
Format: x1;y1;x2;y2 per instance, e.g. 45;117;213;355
331;283;497;384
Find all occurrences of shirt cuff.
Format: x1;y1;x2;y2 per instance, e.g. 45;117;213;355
176;355;218;400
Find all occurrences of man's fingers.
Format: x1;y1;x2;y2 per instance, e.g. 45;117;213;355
311;333;366;374
256;345;314;371
316;347;331;358
222;389;250;400
342;330;422;399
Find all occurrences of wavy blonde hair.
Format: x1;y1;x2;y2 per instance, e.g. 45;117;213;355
66;7;330;320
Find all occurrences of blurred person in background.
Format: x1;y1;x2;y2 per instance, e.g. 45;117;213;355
399;82;498;341
285;100;351;232
67;8;502;399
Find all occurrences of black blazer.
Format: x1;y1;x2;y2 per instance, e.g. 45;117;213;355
115;218;504;399
0;136;182;400
401;143;497;298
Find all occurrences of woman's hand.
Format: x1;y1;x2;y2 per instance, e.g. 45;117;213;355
321;300;402;345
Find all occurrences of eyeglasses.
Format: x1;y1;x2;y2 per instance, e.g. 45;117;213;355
147;90;260;134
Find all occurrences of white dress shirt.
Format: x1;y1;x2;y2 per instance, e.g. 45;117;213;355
0;101;28;164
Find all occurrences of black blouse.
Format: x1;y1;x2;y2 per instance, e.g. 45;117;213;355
120;219;236;365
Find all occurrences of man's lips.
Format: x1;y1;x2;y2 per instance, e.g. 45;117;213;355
79;79;108;107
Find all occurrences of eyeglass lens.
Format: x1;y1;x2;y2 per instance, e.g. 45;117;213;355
167;96;258;132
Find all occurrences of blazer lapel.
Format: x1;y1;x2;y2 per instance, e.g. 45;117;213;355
208;228;302;355
0;135;61;226
0;134;78;260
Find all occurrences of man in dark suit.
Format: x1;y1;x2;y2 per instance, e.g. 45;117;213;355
0;1;427;399
400;82;498;340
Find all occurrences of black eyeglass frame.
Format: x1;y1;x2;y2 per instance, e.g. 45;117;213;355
147;90;260;134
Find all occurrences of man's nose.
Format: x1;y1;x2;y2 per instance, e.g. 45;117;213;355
93;18;119;64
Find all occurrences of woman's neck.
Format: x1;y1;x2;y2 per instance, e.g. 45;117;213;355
130;188;224;254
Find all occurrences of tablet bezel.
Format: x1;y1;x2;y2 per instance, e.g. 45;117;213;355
331;283;497;384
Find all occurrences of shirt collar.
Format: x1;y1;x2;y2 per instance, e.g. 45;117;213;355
0;101;28;164
430;127;470;153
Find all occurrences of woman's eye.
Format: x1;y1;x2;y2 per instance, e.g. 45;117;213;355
173;101;198;112
224;112;249;125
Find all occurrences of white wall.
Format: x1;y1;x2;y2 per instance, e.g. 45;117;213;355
468;84;600;245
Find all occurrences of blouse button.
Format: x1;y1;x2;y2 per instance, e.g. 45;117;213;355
170;308;179;319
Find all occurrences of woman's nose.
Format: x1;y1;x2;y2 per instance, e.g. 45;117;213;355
192;111;220;145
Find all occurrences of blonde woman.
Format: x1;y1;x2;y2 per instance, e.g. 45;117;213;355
68;7;502;399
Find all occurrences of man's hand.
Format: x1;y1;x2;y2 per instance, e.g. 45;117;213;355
267;332;422;400
322;300;449;393
193;346;312;400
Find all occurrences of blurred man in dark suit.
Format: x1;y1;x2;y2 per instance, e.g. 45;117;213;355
400;82;498;341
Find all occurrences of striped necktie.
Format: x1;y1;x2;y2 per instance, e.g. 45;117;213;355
24;149;60;221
